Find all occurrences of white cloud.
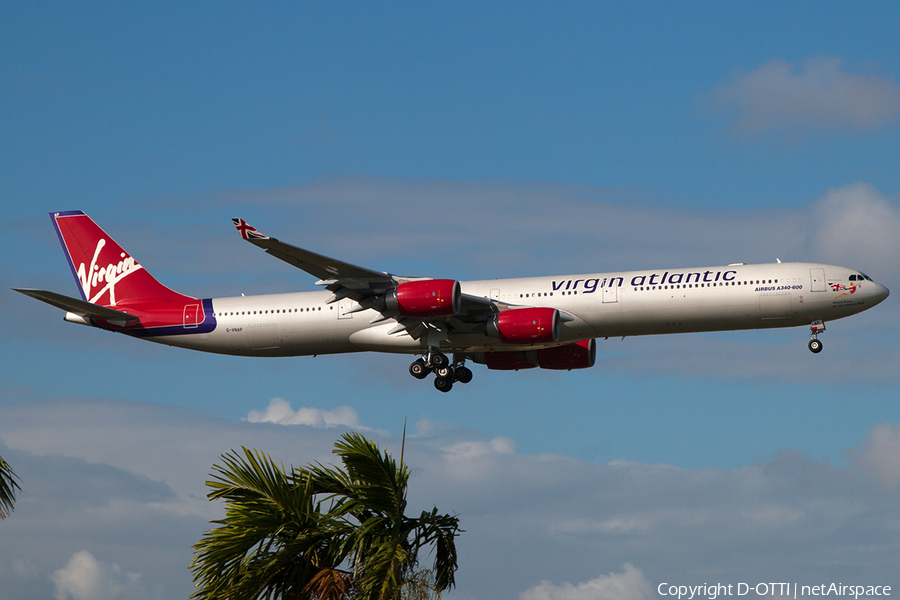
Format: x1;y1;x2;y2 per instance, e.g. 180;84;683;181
12;559;39;580
2;401;900;599
847;422;900;489
245;397;366;429
709;57;900;136
51;551;142;600
198;175;898;290
519;564;653;600
441;436;516;459
811;182;900;280
740;506;805;528
554;517;651;535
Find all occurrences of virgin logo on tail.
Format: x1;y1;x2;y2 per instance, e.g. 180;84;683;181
76;238;144;305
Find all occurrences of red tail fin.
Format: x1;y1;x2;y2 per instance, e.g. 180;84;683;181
51;211;191;307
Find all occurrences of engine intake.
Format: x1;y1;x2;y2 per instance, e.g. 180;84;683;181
486;307;560;343
386;279;461;317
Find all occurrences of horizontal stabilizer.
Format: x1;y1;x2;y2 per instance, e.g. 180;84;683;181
13;288;138;320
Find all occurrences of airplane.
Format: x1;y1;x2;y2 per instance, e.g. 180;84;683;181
15;211;890;392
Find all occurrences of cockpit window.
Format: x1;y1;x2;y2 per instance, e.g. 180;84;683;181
861;272;873;281
849;274;858;281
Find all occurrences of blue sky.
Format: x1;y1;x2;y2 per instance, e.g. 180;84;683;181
2;3;900;599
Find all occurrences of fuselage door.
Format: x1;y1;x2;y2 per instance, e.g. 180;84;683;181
810;268;826;292
490;288;500;301
183;303;200;328
602;284;618;304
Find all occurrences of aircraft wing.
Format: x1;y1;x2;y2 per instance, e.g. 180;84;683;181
231;219;502;339
13;288;138;320
232;218;395;298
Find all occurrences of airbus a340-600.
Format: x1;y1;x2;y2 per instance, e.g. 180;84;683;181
16;211;890;392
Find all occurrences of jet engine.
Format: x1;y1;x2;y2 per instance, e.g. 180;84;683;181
536;339;596;370
486;307;560;343
474;339;596;371
482;351;539;370
385;279;461;317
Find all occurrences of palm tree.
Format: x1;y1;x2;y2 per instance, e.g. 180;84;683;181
190;433;461;600
309;432;460;600
0;454;21;520
190;447;354;600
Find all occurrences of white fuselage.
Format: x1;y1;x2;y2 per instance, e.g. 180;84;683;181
144;262;889;358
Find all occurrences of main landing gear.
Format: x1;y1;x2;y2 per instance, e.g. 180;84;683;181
408;350;473;392
808;320;825;354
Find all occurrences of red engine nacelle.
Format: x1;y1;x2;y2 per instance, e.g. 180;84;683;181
386;279;461;317
487;307;560;343
474;339;596;371
482;352;539;371
536;339;596;370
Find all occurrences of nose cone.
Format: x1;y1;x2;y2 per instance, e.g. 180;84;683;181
871;282;890;305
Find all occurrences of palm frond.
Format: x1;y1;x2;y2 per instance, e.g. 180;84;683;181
333;432;410;519
190;448;351;600
0;455;21;520
190;435;461;600
302;567;353;600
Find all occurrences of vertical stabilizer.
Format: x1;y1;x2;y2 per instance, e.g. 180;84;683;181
51;211;191;306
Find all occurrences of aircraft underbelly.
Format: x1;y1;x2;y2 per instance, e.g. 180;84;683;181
586;292;788;337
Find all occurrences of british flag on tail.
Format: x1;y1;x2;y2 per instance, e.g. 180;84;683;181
232;218;269;240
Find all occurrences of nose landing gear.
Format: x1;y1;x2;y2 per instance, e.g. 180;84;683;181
808;320;825;353
408;351;473;392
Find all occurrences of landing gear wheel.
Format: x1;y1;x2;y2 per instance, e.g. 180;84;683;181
454;366;473;384
430;352;449;369
409;358;430;379
434;376;453;393
435;365;454;379
808;320;826;354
